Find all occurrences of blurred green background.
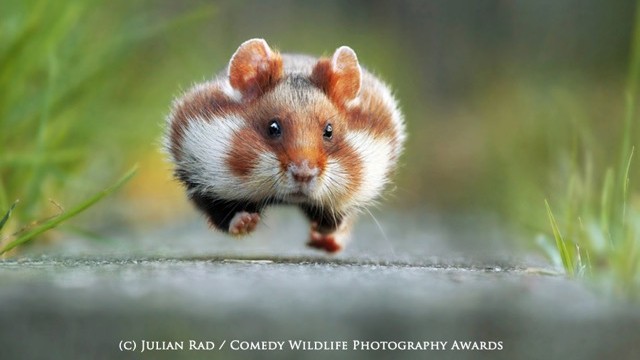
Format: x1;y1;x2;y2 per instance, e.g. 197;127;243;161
1;0;639;291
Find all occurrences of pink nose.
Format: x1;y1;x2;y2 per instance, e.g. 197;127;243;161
292;170;315;183
289;162;319;183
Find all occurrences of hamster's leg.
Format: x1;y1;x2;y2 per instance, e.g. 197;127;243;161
300;206;354;253
190;192;262;236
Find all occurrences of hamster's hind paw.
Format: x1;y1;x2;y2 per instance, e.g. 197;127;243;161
229;211;261;236
307;230;343;253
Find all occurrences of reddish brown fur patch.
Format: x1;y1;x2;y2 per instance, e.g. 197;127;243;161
310;59;332;98
226;128;262;177
168;84;243;161
229;40;283;100
345;79;402;162
331;138;363;199
283;144;328;173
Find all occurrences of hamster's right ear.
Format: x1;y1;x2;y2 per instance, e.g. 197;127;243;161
228;39;283;100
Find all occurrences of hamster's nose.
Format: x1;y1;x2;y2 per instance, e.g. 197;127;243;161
288;161;319;183
292;170;315;183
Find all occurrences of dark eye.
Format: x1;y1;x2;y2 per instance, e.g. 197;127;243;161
323;123;333;139
268;119;282;138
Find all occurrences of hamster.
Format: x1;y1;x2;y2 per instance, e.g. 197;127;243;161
164;39;406;253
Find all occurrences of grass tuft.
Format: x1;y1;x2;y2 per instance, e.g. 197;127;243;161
540;1;640;299
0;1;213;254
0;166;137;256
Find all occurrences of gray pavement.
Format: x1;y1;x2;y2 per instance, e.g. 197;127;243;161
1;207;639;360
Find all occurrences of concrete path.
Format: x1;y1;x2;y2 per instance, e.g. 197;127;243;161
1;208;639;360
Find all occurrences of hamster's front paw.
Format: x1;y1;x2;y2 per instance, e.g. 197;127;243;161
229;211;261;236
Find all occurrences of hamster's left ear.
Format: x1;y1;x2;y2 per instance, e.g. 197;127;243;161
228;38;283;100
312;46;362;106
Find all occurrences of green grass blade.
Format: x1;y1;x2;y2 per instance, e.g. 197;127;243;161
0;165;137;255
622;146;635;222
0;174;8;211
545;199;575;276
600;168;614;234
0;201;18;231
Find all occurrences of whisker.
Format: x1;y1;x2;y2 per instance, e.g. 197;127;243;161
364;207;396;257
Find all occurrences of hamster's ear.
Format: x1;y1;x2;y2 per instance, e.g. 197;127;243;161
228;39;283;99
312;46;362;106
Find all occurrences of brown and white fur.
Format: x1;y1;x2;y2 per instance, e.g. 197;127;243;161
164;39;405;253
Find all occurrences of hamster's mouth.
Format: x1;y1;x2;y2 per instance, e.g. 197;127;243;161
285;191;310;202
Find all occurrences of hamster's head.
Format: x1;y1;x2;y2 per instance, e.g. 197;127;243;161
238;80;342;204
226;39;364;208
170;39;389;213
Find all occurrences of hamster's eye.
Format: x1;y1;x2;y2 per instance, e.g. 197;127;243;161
323;123;333;140
268;119;282;138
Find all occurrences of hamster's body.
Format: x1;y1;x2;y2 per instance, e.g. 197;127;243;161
165;39;405;252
